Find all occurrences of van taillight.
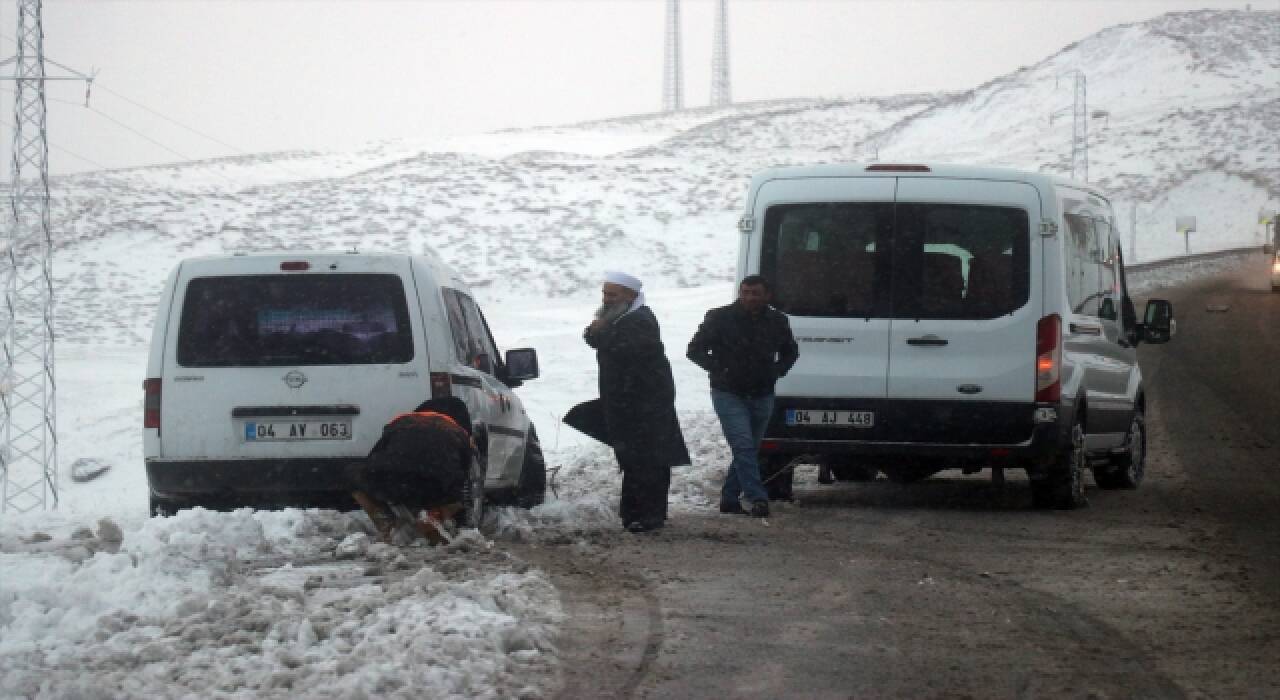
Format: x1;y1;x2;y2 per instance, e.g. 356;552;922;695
430;372;452;399
143;378;162;429
1035;314;1061;403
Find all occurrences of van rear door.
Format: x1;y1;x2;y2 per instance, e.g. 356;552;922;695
754;177;896;401
886;178;1042;443
160;255;426;462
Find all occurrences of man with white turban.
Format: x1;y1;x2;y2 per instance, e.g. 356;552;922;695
569;270;690;533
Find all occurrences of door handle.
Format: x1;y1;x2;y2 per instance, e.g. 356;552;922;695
1069;323;1102;336
906;335;948;347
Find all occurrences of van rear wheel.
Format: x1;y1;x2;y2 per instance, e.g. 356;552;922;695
149;493;181;517
1032;421;1089;509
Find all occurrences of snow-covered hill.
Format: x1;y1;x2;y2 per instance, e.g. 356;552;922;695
44;9;1279;348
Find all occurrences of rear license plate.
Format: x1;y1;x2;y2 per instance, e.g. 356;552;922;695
786;409;874;428
243;421;352;441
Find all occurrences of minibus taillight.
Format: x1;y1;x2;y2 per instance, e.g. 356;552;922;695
143;378;162;429
280;261;310;271
430;372;452;399
1035;314;1062;403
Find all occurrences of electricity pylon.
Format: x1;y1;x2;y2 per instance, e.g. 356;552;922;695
710;0;731;107
0;0;93;513
1050;70;1088;182
663;0;683;111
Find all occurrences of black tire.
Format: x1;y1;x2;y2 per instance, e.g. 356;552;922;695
825;457;879;482
149;493;181;517
882;466;938;484
1094;408;1145;490
516;427;546;509
1032;421;1089;509
458;452;487;528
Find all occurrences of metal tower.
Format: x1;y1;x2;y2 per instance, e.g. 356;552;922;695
662;0;683;112
1052;70;1088;182
0;0;92;513
710;0;731;107
1069;71;1088;182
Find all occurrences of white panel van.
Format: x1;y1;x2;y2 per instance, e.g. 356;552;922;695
738;164;1175;509
143;251;543;518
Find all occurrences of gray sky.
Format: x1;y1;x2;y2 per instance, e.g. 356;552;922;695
8;0;1263;174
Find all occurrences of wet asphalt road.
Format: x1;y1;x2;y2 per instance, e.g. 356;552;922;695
513;253;1280;699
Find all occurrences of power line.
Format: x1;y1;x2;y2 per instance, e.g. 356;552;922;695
0;111;110;170
92;82;250;157
85;104;196;163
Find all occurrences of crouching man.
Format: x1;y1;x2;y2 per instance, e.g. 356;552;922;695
347;396;479;544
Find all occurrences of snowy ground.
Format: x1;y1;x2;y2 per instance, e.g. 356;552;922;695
0;254;1240;698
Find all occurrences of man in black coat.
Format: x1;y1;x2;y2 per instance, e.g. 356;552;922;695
687;275;799;517
578;270;691;533
347;396;477;543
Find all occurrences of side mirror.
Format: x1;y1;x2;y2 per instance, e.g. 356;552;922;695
505;348;540;382
1265;244;1275;255
1142;299;1175;344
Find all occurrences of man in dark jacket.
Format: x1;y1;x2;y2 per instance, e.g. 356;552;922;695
580;270;691;533
347;396;478;543
687;275;798;517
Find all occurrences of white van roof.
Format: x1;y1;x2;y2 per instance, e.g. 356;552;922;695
747;163;1109;203
178;250;443;265
173;249;469;293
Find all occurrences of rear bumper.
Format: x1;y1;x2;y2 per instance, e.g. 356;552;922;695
762;397;1073;468
147;458;360;501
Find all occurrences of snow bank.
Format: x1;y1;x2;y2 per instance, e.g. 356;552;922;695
0;509;562;699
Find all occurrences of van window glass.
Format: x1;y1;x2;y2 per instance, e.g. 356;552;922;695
1064;213;1103;317
1097;220;1119;322
441;289;473;365
894;203;1030;319
177;274;413;367
760;202;895;318
454;292;500;375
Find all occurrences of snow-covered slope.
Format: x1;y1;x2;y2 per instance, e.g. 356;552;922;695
47;10;1278;349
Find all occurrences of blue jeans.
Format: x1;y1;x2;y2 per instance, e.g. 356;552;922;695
711;389;775;506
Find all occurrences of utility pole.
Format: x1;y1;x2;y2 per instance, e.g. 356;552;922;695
0;0;93;513
709;0;731;107
662;0;683;112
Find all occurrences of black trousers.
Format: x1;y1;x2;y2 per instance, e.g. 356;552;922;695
618;455;671;527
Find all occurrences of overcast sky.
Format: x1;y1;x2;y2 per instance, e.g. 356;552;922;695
4;0;1264;174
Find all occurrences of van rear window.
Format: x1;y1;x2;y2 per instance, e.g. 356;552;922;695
761;202;1029;320
176;274;414;367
